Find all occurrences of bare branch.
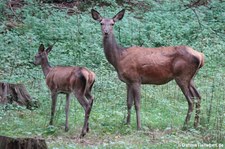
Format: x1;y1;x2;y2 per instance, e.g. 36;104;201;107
8;0;23;23
191;8;202;29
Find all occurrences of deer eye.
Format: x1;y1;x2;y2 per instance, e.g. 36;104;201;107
100;23;103;25
111;23;114;26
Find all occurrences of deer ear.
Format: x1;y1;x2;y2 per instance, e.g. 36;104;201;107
46;45;53;54
91;9;102;22
38;44;45;52
113;9;125;22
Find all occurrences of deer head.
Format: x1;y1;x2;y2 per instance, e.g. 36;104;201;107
91;9;125;37
34;44;53;66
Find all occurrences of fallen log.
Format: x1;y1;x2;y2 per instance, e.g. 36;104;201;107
0;136;48;149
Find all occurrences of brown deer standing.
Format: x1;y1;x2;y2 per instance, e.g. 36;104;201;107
91;9;204;129
34;44;95;137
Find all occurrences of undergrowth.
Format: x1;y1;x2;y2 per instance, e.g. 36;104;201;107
0;0;224;148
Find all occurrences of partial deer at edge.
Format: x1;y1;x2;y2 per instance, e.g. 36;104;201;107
91;9;204;129
34;44;95;137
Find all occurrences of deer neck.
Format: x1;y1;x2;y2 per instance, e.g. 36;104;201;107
103;34;123;69
41;58;51;78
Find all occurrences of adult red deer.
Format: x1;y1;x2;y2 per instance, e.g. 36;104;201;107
34;44;95;137
91;9;204;129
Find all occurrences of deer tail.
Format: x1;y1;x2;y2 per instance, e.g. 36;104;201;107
199;53;204;69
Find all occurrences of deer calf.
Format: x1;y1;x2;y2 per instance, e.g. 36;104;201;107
34;44;95;137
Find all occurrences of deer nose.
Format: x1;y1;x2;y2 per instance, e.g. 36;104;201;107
104;30;109;35
103;27;110;35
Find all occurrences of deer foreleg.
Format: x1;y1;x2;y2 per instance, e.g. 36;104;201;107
126;84;134;125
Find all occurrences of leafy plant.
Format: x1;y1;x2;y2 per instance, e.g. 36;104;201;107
0;0;224;148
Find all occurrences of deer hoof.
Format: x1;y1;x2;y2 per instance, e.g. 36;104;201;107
182;124;188;131
65;127;69;132
79;132;86;138
49;121;53;125
137;127;142;131
194;120;199;128
194;123;199;128
124;121;131;126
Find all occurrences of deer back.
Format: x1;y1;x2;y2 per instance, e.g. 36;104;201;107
117;46;204;84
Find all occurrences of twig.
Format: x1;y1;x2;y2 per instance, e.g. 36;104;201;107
51;5;68;10
180;0;225;41
8;0;23;23
191;8;202;29
191;7;225;40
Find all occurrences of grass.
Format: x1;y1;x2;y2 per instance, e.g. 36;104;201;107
0;69;224;148
0;0;224;148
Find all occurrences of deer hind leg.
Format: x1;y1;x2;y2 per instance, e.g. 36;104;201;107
50;92;58;126
85;81;95;107
85;89;94;133
189;80;201;128
65;94;71;132
126;84;134;125
175;79;194;129
74;90;90;138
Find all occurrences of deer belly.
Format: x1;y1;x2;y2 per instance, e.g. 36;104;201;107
139;69;173;85
141;75;173;85
46;75;75;93
139;64;174;84
118;69;174;85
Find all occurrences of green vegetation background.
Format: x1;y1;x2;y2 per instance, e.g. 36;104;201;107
0;0;224;148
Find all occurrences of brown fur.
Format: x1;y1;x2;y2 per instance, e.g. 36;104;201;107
34;44;95;137
92;9;204;129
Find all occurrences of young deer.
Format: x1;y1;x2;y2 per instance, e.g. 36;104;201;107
91;9;204;129
34;44;95;137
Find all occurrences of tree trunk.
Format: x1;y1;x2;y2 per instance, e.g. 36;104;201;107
0;136;48;149
0;82;39;109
